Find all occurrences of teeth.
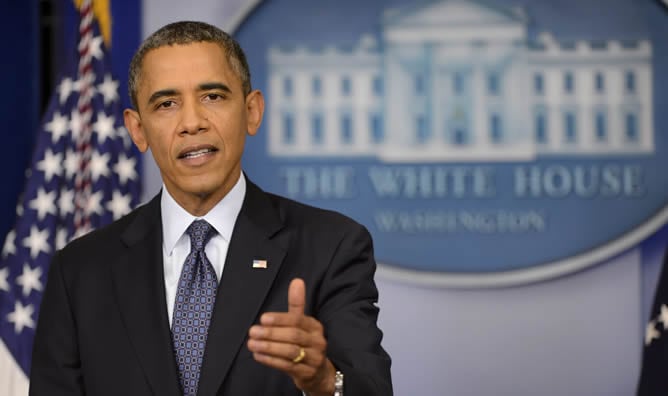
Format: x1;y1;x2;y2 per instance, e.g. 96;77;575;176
183;148;212;158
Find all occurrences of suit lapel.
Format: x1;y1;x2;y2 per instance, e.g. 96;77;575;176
197;180;288;396
111;194;182;396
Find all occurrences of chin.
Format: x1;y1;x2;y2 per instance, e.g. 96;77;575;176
188;181;225;198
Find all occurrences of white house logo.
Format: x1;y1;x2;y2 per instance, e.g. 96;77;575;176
237;0;667;286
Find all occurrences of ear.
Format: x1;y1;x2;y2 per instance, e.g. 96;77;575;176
245;89;265;136
123;108;149;152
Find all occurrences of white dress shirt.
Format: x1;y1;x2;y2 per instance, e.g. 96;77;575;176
161;175;246;326
161;176;329;394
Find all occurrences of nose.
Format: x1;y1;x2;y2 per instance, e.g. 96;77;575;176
178;98;209;135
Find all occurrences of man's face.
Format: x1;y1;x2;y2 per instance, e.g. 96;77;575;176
124;42;263;214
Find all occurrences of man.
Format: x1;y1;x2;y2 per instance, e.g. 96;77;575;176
30;21;392;395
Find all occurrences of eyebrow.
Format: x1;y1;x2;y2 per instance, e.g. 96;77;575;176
199;82;232;94
147;89;178;107
146;83;233;107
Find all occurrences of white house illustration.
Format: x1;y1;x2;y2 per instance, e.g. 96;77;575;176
266;0;653;162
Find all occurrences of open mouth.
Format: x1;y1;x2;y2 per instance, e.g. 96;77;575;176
178;147;218;159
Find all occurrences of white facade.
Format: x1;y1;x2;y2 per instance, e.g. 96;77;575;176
267;0;653;161
267;37;382;156
528;32;653;155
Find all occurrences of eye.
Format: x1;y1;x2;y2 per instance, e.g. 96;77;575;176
204;93;224;101
157;100;176;109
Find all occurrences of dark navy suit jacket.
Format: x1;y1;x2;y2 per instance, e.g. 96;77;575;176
30;179;392;395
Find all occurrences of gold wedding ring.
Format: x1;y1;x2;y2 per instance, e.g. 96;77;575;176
292;347;306;364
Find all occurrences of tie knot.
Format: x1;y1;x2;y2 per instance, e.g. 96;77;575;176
186;220;215;252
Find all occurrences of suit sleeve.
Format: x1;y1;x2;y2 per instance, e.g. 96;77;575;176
315;222;393;396
29;251;84;395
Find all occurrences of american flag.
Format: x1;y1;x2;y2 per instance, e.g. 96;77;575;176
639;251;668;394
0;1;141;393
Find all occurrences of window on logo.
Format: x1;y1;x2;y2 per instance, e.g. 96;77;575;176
595;72;605;94
454;72;464;95
373;76;383;96
283;76;293;97
490;114;502;143
564;112;577;142
535;112;547;143
282;113;294;144
341;114;353;144
564;71;574;94
453;127;467;145
625;71;636;94
626;112;638;142
414;74;425;96
341;76;351;96
488;73;500;95
416;115;428;143
371;114;383;143
595;111;607;142
312;114;324;145
312;76;322;97
534;73;544;95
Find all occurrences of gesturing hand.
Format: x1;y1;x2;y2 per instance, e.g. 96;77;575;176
247;278;336;395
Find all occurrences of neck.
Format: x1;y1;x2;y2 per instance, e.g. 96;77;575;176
165;173;241;217
178;193;223;217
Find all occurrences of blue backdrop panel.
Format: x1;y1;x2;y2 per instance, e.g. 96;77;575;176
0;3;40;243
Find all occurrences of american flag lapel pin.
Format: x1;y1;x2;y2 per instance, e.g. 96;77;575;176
252;259;268;269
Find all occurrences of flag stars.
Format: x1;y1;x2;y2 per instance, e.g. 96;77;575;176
659;304;668;330
90;151;111;181
93;112;116;143
64;149;81;179
106;190;132;220
646;319;660;346
114;153;138;185
22;225;50;259
85;191;104;216
2;230;16;258
90;35;104;60
645;306;668;346
29;188;58;221
16;201;24;217
55;227;69;251
0;267;10;292
16;263;43;297
44;111;70;143
59;188;75;218
58;77;74;104
97;74;119;105
36;149;63;183
7;301;35;334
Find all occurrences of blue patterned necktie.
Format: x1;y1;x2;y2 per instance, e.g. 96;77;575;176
172;219;218;396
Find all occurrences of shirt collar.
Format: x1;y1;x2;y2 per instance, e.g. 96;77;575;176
160;173;246;255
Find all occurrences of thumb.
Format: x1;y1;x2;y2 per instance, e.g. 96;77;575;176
288;278;306;315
